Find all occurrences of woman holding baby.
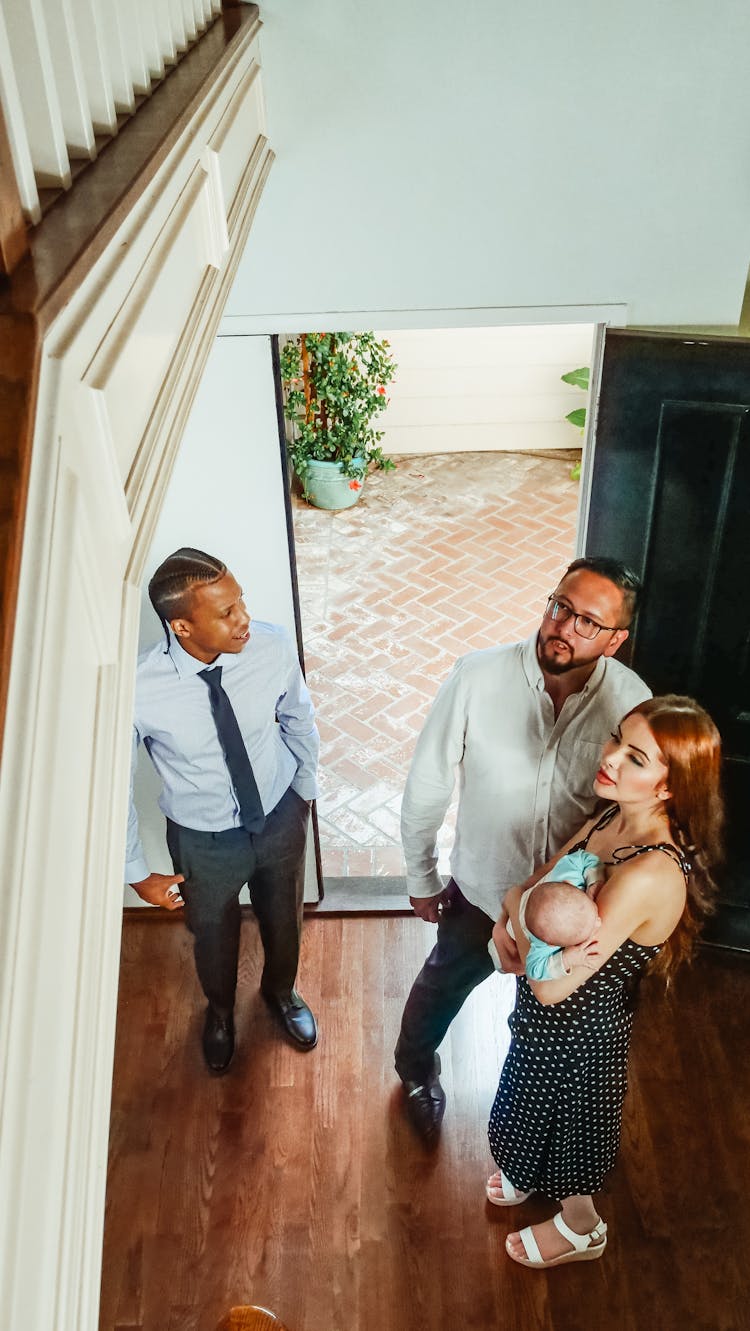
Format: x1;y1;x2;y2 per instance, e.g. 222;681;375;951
486;694;724;1269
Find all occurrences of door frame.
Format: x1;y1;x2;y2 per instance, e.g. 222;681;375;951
263;307;623;900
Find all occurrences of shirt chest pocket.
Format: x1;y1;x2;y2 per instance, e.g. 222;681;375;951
560;737;604;799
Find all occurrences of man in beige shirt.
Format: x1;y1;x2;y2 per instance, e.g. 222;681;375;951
396;556;651;1141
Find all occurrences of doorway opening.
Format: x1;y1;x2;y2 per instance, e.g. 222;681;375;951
289;322;595;902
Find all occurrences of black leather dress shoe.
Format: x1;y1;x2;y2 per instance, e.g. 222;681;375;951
202;1006;235;1073
262;988;318;1049
402;1055;446;1143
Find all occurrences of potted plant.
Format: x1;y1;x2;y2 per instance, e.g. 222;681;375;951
280;331;397;510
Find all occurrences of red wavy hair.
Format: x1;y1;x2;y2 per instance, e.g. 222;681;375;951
623;694;724;978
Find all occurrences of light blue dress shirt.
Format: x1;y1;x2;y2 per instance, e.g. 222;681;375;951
126;622;319;883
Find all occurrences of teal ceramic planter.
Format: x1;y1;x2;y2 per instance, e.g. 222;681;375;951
301;458;366;511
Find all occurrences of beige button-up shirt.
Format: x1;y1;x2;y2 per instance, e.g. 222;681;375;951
400;634;651;921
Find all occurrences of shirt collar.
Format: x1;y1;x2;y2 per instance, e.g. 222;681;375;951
166;631;232;681
522;633;546;692
584;655;607;694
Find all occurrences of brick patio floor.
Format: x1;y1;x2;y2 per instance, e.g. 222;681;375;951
291;451;579;878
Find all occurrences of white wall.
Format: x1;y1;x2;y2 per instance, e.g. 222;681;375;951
377;324;594;454
126;333;303;903
225;0;750;329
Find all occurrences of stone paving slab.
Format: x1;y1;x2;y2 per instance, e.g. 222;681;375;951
292;451;578;877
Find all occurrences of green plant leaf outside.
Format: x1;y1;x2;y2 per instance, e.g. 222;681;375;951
561;367;590;390
565;407;587;430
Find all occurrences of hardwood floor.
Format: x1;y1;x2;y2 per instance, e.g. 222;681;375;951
100;915;750;1331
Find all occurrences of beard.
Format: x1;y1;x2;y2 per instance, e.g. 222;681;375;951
537;635;583;675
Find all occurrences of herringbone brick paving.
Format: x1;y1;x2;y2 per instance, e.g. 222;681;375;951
292;451;579;877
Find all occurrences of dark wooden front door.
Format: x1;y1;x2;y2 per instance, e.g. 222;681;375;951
585;328;750;950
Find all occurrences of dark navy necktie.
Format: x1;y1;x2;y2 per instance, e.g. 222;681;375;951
198;665;266;833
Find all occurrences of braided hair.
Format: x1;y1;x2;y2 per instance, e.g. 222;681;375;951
148;547;226;652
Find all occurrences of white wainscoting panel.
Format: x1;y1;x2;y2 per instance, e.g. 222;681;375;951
0;16;275;1330
207;59;265;222
82;164;219;483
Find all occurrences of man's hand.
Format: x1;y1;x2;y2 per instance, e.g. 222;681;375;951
409;888;452;923
130;872;185;911
492;914;523;975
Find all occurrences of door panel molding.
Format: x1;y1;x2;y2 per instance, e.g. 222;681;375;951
585;327;750;951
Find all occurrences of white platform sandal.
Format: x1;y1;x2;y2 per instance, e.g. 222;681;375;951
507;1212;608;1267
485;1169;531;1206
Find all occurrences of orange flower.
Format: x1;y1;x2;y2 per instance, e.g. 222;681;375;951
349;480;362;491
376;386;386;395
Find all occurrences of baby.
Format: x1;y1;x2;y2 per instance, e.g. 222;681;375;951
493;849;604;980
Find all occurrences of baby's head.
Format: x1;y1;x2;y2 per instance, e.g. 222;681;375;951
525;880;599;947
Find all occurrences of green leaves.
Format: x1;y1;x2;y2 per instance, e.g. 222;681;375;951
561;366;590;391
281;331;398;481
561;366;590;454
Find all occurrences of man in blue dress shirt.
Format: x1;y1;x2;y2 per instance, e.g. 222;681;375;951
126;547;320;1073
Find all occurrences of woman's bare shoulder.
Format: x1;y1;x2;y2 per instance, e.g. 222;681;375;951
603;844;684;888
599;848;686;935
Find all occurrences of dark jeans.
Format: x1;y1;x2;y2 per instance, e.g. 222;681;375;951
166;785;310;1014
394;878;496;1084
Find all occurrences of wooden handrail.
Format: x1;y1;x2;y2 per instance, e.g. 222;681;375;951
0;4;260;763
0;102;29;276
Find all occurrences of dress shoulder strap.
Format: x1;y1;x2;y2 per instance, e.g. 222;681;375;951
569;803;618;853
611;841;691;883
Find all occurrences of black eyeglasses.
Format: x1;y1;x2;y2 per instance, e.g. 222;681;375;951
544;596;621;641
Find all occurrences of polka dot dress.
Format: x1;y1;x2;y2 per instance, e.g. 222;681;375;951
488;938;660;1199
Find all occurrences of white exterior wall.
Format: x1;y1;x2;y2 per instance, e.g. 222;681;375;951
376;324;594;455
226;0;750;330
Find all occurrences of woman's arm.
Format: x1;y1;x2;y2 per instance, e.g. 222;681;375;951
520;854;685;1006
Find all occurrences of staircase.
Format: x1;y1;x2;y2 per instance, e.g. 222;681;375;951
0;0;224;228
0;0;253;761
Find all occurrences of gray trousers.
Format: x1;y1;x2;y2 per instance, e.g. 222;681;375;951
166;785;310;1014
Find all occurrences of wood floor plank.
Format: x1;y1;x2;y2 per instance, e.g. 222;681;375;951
100;918;750;1331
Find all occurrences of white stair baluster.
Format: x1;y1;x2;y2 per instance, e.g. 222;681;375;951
193;0;208;34
2;0;71;187
167;0;188;55
137;0;165;80
0;4;42;219
68;0;118;133
153;0;176;67
179;0;197;44
97;0;136;114
43;0;97;159
119;0;151;97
